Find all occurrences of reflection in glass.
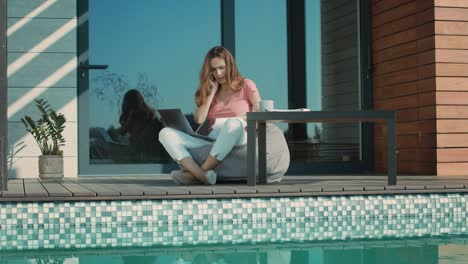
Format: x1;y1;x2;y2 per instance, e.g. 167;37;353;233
89;76;169;164
87;0;220;165
304;0;361;163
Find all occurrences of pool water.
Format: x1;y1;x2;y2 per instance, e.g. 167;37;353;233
1;237;467;264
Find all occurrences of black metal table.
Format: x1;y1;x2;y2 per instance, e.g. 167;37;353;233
246;110;397;186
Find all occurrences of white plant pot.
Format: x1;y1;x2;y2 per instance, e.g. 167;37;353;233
38;155;64;180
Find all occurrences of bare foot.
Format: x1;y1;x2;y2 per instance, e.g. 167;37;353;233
170;170;201;185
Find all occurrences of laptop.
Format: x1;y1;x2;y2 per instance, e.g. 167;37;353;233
157;109;215;142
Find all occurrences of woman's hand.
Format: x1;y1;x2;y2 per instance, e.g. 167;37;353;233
209;77;219;95
238;114;247;121
194;77;218;124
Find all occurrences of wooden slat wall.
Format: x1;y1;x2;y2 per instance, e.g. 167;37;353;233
321;0;360;146
434;0;468;175
372;0;437;174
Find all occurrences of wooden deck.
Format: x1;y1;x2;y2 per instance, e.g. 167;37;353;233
1;175;468;202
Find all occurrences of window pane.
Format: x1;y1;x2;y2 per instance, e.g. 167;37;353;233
235;0;288;128
87;0;220;166
305;0;361;162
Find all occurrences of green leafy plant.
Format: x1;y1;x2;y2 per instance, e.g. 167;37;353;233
20;99;66;156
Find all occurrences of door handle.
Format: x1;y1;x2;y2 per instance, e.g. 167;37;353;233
80;64;108;70
79;64;108;78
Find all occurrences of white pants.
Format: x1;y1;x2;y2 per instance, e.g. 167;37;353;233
158;117;247;162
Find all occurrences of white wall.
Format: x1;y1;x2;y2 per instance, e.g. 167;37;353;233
7;0;77;178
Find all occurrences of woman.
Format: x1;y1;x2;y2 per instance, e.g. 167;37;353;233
159;46;261;185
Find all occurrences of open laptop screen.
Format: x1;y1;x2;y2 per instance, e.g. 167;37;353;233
157;109;215;142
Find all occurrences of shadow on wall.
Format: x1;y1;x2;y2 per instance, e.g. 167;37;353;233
7;0;79;178
6;141;24;178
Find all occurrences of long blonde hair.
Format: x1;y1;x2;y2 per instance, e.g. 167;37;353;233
195;46;244;107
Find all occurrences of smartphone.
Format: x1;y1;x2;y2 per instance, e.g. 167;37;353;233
209;74;216;82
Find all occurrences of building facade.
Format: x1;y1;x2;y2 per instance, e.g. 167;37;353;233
1;0;467;189
372;0;468;175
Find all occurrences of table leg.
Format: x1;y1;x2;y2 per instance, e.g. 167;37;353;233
387;117;397;185
247;120;257;186
258;122;267;184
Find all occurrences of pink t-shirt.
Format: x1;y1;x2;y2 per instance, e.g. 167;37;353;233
207;79;258;129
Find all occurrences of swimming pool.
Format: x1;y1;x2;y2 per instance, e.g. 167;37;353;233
1;237;467;263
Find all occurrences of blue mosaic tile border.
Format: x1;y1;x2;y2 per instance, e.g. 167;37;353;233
0;194;467;251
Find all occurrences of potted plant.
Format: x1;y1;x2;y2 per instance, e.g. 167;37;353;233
21;99;66;180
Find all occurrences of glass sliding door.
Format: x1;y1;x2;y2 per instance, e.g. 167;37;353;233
286;0;367;173
78;0;221;175
234;0;370;173
77;0;372;176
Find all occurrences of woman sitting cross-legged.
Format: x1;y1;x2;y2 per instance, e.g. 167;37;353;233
158;46;262;185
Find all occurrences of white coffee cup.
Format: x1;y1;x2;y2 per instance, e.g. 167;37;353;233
260;100;274;112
